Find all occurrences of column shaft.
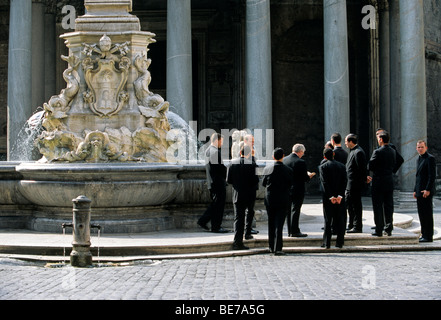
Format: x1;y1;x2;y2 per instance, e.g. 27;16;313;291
166;0;193;123
389;0;401;144
399;0;427;192
323;0;350;140
245;0;272;131
379;1;391;130
7;0;33;160
32;0;46;109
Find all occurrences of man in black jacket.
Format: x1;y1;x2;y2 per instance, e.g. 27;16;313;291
331;133;348;165
319;148;347;248
227;145;259;249
414;140;436;242
198;133;229;233
263;148;294;255
344;134;368;233
368;131;402;236
283;144;315;237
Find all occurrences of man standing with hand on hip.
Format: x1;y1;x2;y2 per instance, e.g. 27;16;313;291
414;140;436;243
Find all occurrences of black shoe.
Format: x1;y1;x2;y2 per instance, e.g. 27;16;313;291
197;222;210;231
347;228;362;234
233;243;249;250
335;244;343;248
250;229;259;234
212;227;230;233
385;231;392;236
274;251;286;256
321;244;330;249
244;234;254;240
371;232;383;237
291;232;308;238
419;237;433;243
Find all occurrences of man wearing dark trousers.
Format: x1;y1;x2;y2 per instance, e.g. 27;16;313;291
319;148;347;248
368;131;401;236
414;140;436;242
283;144;315;237
344;134;368;233
198;133;229;233
227;145;259;250
263;148;293;255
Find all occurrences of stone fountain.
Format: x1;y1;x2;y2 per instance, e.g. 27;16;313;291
37;0;173;163
0;0;219;233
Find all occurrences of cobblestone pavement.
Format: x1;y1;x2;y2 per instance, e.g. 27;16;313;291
1;251;441;301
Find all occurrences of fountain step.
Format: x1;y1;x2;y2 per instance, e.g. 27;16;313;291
0;225;431;261
1;203;438;261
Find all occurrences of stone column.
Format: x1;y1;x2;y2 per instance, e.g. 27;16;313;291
245;0;272;132
389;0;401;144
245;0;273;158
379;1;390;130
323;0;350;141
7;0;32;160
399;0;427;195
166;0;193;123
44;7;56;102
32;0;46;110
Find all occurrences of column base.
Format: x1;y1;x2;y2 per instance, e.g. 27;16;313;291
398;191;417;210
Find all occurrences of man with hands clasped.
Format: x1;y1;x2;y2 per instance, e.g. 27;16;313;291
319;148;347;248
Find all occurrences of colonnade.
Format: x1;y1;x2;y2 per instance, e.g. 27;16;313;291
7;0;428;198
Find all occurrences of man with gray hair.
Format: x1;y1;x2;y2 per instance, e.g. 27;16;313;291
283;143;316;237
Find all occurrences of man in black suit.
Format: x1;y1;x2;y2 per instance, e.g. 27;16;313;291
227;145;259;250
368;131;402;236
376;128;404;174
414;140;436;242
263;148;294;255
283;144;315;237
344;134;368;233
331;133;348;165
319;148;347;248
198;133;229;233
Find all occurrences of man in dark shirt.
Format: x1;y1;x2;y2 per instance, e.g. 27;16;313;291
227;145;259;250
344;134;368;233
368;131;401;236
319;148;347;248
283;144;315;237
414;140;436;242
331;132;348;165
198;133;229;233
263;148;294;255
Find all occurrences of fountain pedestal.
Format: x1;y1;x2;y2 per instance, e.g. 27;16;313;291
70;195;93;267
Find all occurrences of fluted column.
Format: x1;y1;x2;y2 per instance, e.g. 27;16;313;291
323;0;350;141
32;0;46;109
399;0;427;194
44;4;56;102
389;0;401;145
379;0;391;130
7;0;32;160
166;0;193;123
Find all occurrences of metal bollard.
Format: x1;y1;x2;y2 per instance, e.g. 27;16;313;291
70;195;93;267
